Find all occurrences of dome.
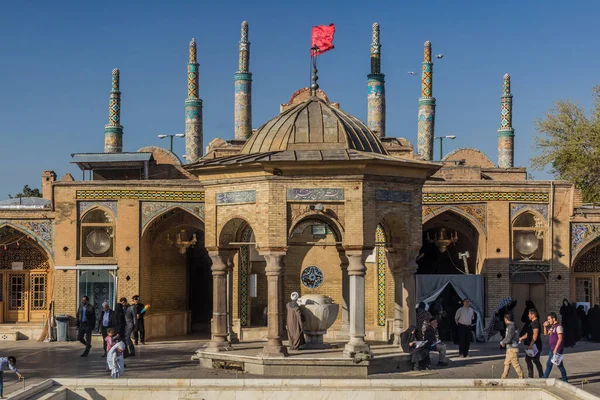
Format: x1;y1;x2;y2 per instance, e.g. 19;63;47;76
241;96;388;155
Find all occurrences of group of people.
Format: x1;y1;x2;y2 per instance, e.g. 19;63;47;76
76;295;147;378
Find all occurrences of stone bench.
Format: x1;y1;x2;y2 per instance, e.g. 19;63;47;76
0;332;19;341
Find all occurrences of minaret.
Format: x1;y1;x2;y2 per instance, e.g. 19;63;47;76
497;74;515;168
367;22;386;137
104;68;123;153
234;21;252;140
185;38;203;163
416;41;436;161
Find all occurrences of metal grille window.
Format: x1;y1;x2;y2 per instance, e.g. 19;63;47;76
30;273;47;310
80;209;115;258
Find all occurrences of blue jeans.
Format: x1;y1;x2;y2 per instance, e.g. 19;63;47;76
542;350;567;382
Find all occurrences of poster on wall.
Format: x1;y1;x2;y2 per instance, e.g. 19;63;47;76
11;262;24;270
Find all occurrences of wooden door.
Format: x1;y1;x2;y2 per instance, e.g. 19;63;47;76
512;283;529;327
6;272;29;322
512;282;546;327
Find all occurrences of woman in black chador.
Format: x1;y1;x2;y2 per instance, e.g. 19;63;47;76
577;305;589;341
588;305;600;342
400;325;430;371
560;299;577;347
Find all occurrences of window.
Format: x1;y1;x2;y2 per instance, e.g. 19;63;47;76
30;273;47;310
511;212;545;261
80;209;114;258
575;277;593;303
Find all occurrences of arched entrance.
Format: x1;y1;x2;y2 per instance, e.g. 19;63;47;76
573;240;600;307
0;225;50;323
141;208;212;337
419;210;480;275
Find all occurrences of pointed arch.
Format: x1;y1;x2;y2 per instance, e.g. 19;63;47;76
0;221;53;261
423;205;487;239
141;205;205;237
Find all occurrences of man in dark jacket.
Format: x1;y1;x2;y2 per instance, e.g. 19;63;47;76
132;295;145;345
98;302;114;357
424;318;448;366
121;297;137;357
76;296;96;357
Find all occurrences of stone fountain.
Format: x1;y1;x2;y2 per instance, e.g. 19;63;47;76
297;294;339;349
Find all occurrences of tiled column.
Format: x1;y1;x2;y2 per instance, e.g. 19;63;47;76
401;265;418;329
207;250;233;352
338;249;350;339
343;248;372;357
260;250;288;357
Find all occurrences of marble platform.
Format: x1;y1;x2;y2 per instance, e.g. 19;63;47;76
192;341;412;377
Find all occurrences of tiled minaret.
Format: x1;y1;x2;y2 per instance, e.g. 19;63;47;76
104;68;123;153
367;22;386;138
185;38;203;163
416;41;436;161
497;74;515;168
234;21;252;140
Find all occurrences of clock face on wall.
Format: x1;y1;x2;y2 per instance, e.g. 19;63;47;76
86;229;112;255
301;266;324;289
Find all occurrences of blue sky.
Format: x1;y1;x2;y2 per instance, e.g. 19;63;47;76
1;0;598;198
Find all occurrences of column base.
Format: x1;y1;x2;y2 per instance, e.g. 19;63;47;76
228;332;240;344
260;345;289;358
343;341;372;358
206;339;233;353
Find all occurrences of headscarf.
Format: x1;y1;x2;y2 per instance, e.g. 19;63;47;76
400;325;417;353
291;292;299;301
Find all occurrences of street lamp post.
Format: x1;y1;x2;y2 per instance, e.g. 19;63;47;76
157;133;185;152
434;135;456;161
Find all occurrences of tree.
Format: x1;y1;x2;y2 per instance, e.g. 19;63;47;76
531;85;600;203
8;185;42;199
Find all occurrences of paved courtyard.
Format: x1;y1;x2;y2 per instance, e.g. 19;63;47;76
2;336;600;398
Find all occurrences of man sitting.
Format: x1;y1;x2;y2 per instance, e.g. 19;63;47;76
424;318;448;367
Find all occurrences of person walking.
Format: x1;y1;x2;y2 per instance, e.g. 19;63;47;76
542;312;568;382
424;318;448;366
0;356;22;398
500;313;524;379
76;296;96;357
98;302;114;357
455;298;474;357
519;308;544;378
120;297;137;357
132;295;145;345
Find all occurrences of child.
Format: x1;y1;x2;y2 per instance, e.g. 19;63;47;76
104;328;117;372
107;342;126;379
1;356;23;398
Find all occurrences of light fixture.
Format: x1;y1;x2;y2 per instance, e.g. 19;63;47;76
426;228;458;253
175;133;186;138
167;229;197;254
157;134;167;139
310;203;325;212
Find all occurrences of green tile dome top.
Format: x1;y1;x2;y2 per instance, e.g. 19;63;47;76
241;97;388;155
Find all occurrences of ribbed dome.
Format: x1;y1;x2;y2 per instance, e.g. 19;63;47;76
241;97;388;155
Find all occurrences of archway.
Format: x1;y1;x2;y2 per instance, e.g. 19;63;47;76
0;225;51;323
419;210;480;275
573;239;600;307
141;208;211;337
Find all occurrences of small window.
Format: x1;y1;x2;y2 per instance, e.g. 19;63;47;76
80;208;115;258
511;212;545;261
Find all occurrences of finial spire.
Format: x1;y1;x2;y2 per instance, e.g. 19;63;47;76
234;21;253;140
104;68;123;153
311;63;319;96
189;38;197;64
498;73;515;168
416;41;436;161
367;22;385;137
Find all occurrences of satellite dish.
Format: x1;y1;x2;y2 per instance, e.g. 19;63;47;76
86;229;111;255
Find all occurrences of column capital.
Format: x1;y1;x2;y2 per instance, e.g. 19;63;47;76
260;249;287;275
344;248;372;276
208;249;235;274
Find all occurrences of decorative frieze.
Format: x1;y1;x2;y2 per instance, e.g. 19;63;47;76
287;188;344;201
572;223;600;261
423;192;548;203
375;189;411;203
76;190;204;202
216;190;256;205
0;219;53;257
422;204;486;233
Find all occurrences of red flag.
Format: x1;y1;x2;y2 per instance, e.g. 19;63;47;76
311;24;336;56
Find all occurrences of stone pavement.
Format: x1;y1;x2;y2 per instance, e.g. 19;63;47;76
1;336;599;398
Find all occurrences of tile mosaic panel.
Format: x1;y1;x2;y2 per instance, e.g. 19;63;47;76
141;202;205;231
0;219;53;257
76;190;204;201
423;192;548;203
376;225;386;326
78;201;118;218
510;203;548;221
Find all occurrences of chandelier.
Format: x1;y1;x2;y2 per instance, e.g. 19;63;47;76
426;228;458;253
167;229;197;254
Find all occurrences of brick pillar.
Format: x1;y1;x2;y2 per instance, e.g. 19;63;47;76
260;250;288;357
401;265;418;329
207;250;233;352
343;248;372;358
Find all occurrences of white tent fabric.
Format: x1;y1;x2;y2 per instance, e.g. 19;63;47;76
416;274;485;341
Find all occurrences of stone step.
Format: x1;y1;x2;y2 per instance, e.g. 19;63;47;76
0;331;18;340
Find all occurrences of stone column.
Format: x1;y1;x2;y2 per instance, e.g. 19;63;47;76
343;248;371;358
386;249;403;345
206;250;233;352
226;257;239;344
401;265;418;330
260;250;288;357
338;249;350;339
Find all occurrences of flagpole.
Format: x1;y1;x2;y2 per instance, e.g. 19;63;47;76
311;45;319;96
